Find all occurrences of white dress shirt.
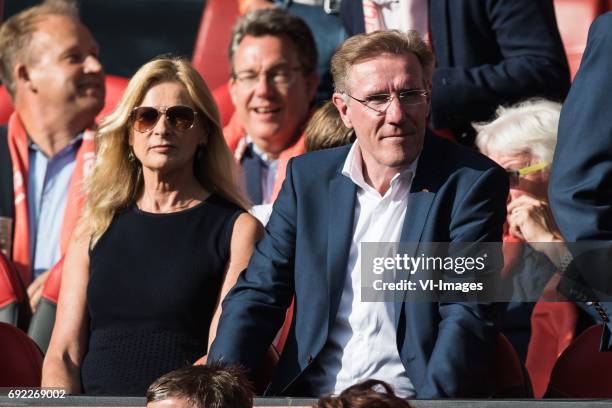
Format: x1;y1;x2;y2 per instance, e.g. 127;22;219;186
365;0;429;42
308;141;418;397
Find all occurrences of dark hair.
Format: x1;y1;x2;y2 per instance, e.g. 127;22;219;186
229;8;318;75
146;363;254;408
315;379;414;408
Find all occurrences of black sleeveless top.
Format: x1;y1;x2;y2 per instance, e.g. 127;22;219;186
81;195;243;395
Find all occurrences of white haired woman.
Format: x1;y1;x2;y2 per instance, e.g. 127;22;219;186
474;99;570;360
41;57;262;395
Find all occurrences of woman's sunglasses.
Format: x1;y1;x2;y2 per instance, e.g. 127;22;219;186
505;161;550;187
130;105;198;133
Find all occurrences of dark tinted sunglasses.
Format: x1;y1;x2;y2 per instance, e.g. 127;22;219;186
130;105;197;133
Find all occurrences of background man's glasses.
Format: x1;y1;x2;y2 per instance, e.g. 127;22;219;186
345;89;429;114
131;105;197;133
505;161;550;187
232;66;303;90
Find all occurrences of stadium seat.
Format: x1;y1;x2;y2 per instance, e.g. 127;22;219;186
525;290;579;397
96;74;129;124
553;0;606;79
546;324;612;397
191;0;240;91
494;332;533;397
0;321;43;387
212;83;235;127
27;259;62;354
0;86;13;126
0;252;31;330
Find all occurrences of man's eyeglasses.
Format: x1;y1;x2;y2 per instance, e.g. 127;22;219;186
130;105;197;133
345;89;429;114
505;161;550;187
232;67;303;89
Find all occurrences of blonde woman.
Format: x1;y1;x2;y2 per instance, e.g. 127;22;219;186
41;57;262;395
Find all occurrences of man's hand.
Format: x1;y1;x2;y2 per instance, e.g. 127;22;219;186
27;270;50;313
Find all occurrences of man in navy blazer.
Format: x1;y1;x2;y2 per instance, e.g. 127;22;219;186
341;0;570;145
208;30;508;397
548;13;612;351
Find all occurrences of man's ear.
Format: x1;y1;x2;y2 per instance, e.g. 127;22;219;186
15;64;35;92
332;92;353;129
228;78;238;107
425;79;432;116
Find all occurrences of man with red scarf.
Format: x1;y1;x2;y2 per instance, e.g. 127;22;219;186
225;9;319;206
0;2;104;311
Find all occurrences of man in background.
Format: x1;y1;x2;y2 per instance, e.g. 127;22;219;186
0;0;105;311
224;9;319;205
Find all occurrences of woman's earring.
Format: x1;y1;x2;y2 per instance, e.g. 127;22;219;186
128;147;136;162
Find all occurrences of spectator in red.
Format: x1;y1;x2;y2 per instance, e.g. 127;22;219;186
224;9;319;206
0;1;105;311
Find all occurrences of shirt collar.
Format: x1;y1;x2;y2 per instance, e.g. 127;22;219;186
341;140;419;196
28;132;84;156
245;135;277;165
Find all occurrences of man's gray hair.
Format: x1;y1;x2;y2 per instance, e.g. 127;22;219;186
331;29;435;93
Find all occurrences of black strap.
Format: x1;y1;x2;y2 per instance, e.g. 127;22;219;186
0;125;14;220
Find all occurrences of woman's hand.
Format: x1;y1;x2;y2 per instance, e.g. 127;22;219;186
507;195;561;243
507;195;570;266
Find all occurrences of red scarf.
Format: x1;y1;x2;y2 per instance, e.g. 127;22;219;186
7;112;95;284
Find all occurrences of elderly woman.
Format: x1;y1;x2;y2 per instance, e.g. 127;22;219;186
474;99;568;360
41;57;262;395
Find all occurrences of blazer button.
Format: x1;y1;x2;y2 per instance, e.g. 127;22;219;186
307;355;313;365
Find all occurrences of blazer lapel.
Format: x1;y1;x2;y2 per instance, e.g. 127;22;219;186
327;169;357;333
395;134;444;326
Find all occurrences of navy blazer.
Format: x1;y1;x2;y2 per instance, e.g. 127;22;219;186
549;13;612;351
208;134;509;397
341;0;570;141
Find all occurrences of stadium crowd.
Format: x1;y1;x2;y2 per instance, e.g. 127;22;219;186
1;0;612;403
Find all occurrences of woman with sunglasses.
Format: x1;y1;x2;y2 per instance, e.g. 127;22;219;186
42;57;262;395
474;98;569;361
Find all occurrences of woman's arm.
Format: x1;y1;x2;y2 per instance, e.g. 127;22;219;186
41;220;91;393
207;212;263;352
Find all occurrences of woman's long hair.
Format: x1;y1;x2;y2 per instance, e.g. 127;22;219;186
85;56;250;246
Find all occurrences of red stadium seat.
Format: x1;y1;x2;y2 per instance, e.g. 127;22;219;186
546;324;612;397
0;321;43;387
0;252;31;330
525;300;579;398
554;0;606;80
494;332;533;397
191;0;240;91
0;86;13;126
27;259;62;353
96;74;129;124
212;83;235;127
